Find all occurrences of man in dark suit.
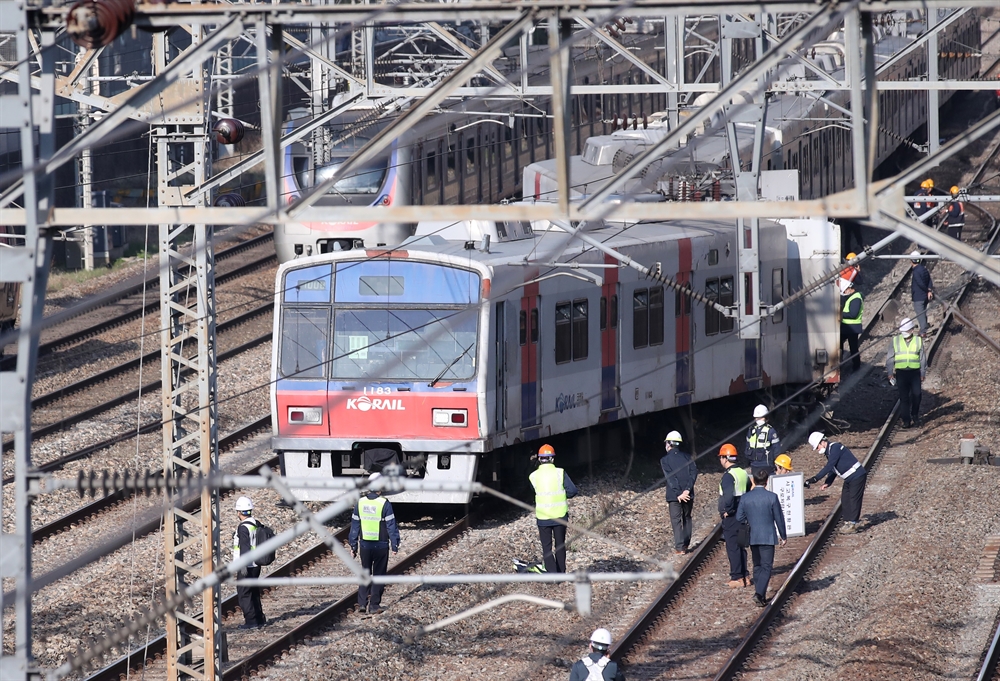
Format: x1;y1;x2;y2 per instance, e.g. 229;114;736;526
736;469;787;607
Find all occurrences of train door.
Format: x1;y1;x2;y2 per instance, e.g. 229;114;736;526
495;301;507;433
600;255;620;420
674;239;695;406
519;283;541;440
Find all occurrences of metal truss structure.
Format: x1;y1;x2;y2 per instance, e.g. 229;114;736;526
2;1;999;679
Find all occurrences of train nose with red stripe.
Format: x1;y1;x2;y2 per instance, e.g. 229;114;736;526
270;253;490;504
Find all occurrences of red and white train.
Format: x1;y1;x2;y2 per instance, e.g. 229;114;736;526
270;217;839;503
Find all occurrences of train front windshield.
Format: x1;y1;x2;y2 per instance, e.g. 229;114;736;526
278;260;482;383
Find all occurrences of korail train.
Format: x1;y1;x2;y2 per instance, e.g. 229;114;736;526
270;216;839;504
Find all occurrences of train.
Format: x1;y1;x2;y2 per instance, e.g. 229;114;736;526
270;216;840;504
271;10;980;263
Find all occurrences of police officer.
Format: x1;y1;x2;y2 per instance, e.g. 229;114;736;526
233;496;267;629
661;431;698;555
745;405;781;475
840;282;863;372
805;432;868;534
942;186;965;240
528;444;578;573
910;251;934;336
886;317;927;428
568;628;626;681
913;178;935;217
349;473;400;615
718;444;750;588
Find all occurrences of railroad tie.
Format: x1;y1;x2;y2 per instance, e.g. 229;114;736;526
975;535;1000;583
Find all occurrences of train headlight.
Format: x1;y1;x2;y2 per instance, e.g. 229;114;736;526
432;408;468;427
288;407;323;425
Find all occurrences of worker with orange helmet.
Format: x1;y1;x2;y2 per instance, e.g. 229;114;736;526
941;185;965;240
718;444;751;588
528;444;578;573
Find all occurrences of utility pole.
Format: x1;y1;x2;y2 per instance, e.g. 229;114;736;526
79;49;99;270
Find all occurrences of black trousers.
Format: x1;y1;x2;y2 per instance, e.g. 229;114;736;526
896;368;922;423
945;225;963;240
721;515;748;581
750;544;775;599
668;499;694;552
841;469;867;523
359;544;390;611
538;523;567;573
237;565;265;625
841;324;861;370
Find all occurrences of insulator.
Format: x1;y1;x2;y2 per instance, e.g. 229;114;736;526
66;0;136;49
642;114;648;130
694;189;703;202
615;18;627;32
631;114;638;130
712;179;721;202
213;118;245;145
214;193;246;207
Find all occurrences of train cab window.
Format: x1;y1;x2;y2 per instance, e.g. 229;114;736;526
705;278;721;336
530;308;539;343
649;287;664;346
771;268;785;324
572;299;588;360
610;294;618;328
519;310;527;345
720;276;735;333
633;289;649;349
600;296;607;331
708;249;719;266
555;302;572;363
279;308;330;379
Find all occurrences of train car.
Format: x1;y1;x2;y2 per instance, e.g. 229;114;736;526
270;217;839;504
0;225;21;356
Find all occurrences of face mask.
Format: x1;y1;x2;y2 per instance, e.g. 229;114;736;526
818;444;827;456
756;418;765;425
902;331;912;339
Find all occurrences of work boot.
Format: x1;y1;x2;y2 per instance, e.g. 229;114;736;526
841;522;858;534
753;593;768;607
727;579;744;588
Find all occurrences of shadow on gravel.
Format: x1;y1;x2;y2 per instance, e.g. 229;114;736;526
582;557;645;573
798;573;838;594
861;510;899;531
804;494;830;506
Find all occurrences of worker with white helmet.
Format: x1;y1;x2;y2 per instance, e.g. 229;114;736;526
232;496;267;628
745;404;781;475
348;472;400;615
660;431;698;555
568;628;626;681
886;317;927;428
804;432;868;534
909;251;934;336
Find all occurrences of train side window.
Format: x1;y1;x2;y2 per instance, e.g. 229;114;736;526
600;296;607;331
705;278;720;336
633;288;649;349
610;294;618;328
426;149;438;191
771;268;784;324
572;299;588;361
720;276;735;333
555;302;571;363
530;308;539;343
708;249;719;266
649;286;664;346
465;136;476;176
519;310;527;345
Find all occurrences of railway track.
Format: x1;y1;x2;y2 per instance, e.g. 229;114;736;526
0;231;274;369
84;517;470;681
610;178;1000;678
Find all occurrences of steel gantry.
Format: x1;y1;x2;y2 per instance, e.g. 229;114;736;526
1;1;1000;680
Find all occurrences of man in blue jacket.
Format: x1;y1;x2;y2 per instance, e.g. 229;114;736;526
805;431;868;534
736;469;787;607
909;251;934;336
660;430;698;555
349;473;400;615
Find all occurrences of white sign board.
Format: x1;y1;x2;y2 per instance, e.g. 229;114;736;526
759;169;800;202
767;472;806;538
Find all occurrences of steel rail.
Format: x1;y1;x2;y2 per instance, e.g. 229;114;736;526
712;198;1000;680
2;316;272;456
0;231;273;369
31;416;272;545
977;608;1000;681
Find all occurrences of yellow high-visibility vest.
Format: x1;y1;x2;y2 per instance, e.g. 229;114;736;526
529;463;568;520
359;496;388;541
841;291;863;326
893;334;922;370
719;466;750;497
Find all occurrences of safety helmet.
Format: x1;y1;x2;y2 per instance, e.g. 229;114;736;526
950;185;960;196
899;317;914;333
909;249;922;262
590;628;612;651
369;472;382;482
920;178;934;189
719;443;738;459
753;404;768;419
664;430;683;444
234;496;254;512
808;431;826;450
846;252;857;261
538;444;555;458
775;454;793;471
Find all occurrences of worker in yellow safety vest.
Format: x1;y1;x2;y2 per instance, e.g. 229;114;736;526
840;283;863;372
718;444;751;588
528;444;579;573
886;317;927;429
348;472;400;615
